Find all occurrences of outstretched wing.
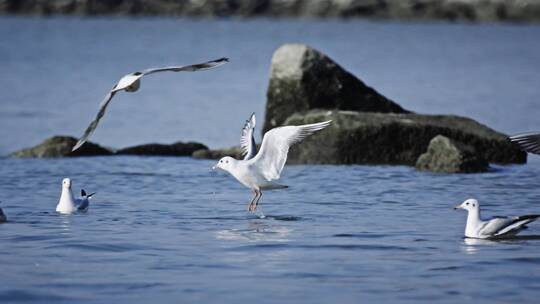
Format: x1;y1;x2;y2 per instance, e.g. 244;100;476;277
479;214;540;237
251;120;331;181
141;57;229;75
240;113;257;160
72;88;117;151
509;132;540;155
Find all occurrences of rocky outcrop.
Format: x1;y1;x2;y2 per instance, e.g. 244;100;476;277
282;111;525;165
1;0;539;22
9;137;208;158
9;136;113;158
415;135;489;173
117;141;207;156
263;44;408;133
192;146;244;160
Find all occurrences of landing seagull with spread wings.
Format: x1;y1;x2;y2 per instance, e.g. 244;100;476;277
72;57;229;151
213;113;331;212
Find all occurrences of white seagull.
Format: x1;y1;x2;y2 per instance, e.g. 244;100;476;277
56;178;96;214
454;198;539;239
213;113;331;212
72;57;229;151
509;132;540;155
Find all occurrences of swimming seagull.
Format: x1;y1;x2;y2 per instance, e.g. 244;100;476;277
509;132;540;155
56;178;96;214
213;113;331;212
72;57;229;151
454;198;540;239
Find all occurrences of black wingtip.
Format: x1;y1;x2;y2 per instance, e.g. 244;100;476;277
81;189;87;197
218;57;229;62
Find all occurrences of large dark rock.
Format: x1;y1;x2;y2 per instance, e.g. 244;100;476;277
9;136;112;158
283;110;526;165
263;44;409;133
415;135;489;173
117;141;208;156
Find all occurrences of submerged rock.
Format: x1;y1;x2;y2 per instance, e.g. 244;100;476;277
9;136;112;158
263;43;408;133
117;142;208;156
415;135;489;173
283;111;526;165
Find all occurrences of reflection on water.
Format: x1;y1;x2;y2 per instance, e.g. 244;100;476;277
58;214;72;235
216;220;292;242
462;235;540;254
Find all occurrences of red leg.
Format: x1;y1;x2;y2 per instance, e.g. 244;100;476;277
247;190;257;211
253;190;263;211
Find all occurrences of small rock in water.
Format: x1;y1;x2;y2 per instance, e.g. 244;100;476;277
117;141;208;156
192;146;244;160
9;136;112;158
416;135;489;173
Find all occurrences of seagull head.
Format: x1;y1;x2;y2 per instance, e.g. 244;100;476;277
62;178;72;189
212;156;235;172
454;198;479;212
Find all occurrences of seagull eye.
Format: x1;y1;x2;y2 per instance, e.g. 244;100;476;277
466;202;469;205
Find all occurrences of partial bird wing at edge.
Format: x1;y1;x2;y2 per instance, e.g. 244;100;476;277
251;120;332;181
141;57;229;75
240;113;257;160
509;132;540;155
72;88;117;151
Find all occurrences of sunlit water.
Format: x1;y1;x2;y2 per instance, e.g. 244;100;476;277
1;17;540;303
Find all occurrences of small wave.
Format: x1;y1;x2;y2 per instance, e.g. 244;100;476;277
0;290;72;302
44;242;143;253
333;233;387;239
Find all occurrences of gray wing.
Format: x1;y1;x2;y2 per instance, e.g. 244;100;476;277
509;132;540;155
72;88;117;151
141;57;229;75
240;113;257;160
76;198;89;211
479;215;540;237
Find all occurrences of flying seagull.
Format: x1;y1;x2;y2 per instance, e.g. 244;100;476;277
454;198;539;239
509;132;540;155
56;178;96;214
72;57;229;151
213;113;331;212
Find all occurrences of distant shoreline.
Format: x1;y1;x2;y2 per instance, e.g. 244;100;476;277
1;0;540;23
